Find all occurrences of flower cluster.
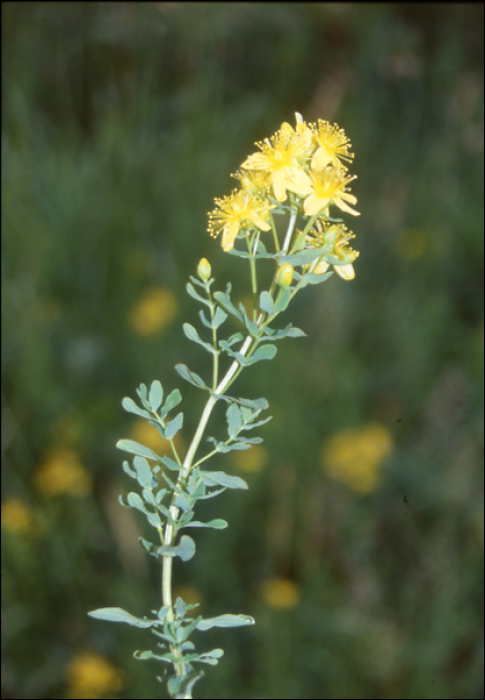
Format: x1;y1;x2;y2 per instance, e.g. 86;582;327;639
208;113;359;278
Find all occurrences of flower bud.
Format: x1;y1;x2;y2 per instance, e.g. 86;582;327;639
197;258;211;282
276;263;294;287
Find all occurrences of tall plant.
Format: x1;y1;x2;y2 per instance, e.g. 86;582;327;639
89;113;360;699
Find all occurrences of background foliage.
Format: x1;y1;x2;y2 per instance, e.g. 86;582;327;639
2;3;483;699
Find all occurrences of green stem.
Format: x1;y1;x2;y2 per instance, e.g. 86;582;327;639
269;212;281;252
160;208;302;692
208;285;219;392
247;233;259;322
282;207;298;252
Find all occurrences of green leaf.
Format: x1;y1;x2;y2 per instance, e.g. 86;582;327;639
167;672;204;698
183;323;215;354
177;534;196;561
287;326;307;337
259;290;275;316
159;535;196;562
246;344;277;365
186;282;212;308
226;246;250;259
212;306;228;329
235;396;269;410
274;288;291;313
136;383;148;401
174;364;209;391
160;456;182;471
149;380;163;412
201;648;224;659
173;492;192;511
133;649;171;662
133;456;153;489
116;439;160;462
184;519;228;529
213;288;243;321
218;341;247;365
122;460;137;478
197;648;225;665
225;332;245;346
226;402;242;439
165;412;183;440
280;247;325;266
294;269;333;288
122;397;151;419
174;596;200;619
87;607;155;628
198;309;212;328
161;389;182;417
239;304;259;337
200;470;248;490
138;537;160;558
196;614;255;631
215;394;269;411
126;491;147;512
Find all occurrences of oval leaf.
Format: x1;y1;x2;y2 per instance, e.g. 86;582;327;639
133;456;153;488
87;607;154;628
122;397;151;419
197;614;255;631
116;439;160;462
149;380;163;412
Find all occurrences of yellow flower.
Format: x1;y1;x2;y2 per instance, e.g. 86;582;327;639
241;115;313;202
66;652;123;699
321;424;393;494
34;446;92;498
311;119;354;170
232;168;271;194
303;166;360;217
261;577;300;609
307;221;359;280
208;189;274;252
128;286;177;337
1;498;40;537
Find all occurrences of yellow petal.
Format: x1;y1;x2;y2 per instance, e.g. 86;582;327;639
222;221;240;251
272;171;288;202
334;196;360;216
249;212;271;231
304;194;329;217
311;147;332;171
335;263;355;280
241;152;269;171
285;166;313;195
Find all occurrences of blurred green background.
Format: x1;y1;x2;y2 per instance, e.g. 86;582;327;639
2;3;483;699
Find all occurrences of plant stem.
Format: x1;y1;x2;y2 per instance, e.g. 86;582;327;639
160;209;300;691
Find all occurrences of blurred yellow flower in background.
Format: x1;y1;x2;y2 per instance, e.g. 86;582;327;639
34;446;92;497
230;444;268;473
1;498;42;537
66;652;123;699
261;577;300;609
321;423;393;493
128;286;177;336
